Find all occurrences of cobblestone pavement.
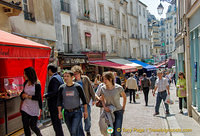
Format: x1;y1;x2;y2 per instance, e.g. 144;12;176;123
17;83;200;136
29;88;171;136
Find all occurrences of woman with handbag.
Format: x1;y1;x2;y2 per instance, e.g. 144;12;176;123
20;67;42;136
176;72;187;114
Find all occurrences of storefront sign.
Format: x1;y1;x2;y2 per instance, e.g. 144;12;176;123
0;48;10;57
64;58;88;65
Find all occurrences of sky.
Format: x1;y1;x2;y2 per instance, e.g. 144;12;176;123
140;0;170;20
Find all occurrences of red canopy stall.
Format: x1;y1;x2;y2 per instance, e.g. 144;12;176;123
0;30;51;135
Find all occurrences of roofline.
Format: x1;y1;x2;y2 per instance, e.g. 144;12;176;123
139;1;147;7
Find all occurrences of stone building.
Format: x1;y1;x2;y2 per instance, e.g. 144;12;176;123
138;1;150;60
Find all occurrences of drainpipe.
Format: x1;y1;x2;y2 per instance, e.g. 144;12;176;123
185;17;192;117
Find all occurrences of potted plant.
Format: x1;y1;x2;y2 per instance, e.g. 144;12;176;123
84;9;87;17
87;10;90;18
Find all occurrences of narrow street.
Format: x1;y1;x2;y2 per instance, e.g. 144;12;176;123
26;83;200;136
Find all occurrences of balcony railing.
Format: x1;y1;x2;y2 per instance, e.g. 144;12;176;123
61;1;70;13
64;43;72;53
24;11;35;22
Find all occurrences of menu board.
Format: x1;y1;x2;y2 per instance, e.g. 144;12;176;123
0;77;24;99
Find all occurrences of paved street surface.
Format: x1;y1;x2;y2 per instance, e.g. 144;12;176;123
16;83;200;136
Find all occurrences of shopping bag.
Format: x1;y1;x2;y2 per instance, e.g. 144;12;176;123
180;88;186;97
165;95;174;105
135;92;140;99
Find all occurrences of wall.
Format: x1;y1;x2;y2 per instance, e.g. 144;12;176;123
9;0;56;43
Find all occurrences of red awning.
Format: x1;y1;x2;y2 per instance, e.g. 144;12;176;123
154;60;169;68
90;60;137;73
85;32;91;37
0;30;51;58
0;30;51;49
0;30;51;97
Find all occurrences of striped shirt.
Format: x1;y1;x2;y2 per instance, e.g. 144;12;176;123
155;78;169;92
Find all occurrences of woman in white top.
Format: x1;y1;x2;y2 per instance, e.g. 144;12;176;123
20;67;42;136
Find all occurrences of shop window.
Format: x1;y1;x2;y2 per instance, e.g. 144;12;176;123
0;77;24;98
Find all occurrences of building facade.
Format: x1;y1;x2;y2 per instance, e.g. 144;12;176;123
175;0;200;123
138;1;150;60
165;4;176;59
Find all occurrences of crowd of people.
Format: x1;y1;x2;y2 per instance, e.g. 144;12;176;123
19;64;185;136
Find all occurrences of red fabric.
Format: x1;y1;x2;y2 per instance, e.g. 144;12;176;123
0;30;51;49
154;60;169;68
90;60;137;72
85;32;91;37
0;58;49;96
0;45;51;58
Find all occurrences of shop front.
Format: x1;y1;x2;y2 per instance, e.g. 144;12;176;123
58;53;88;72
0;30;51;135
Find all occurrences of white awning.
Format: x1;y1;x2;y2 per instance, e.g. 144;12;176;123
107;59;143;69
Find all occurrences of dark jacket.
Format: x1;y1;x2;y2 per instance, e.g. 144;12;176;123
45;73;64;103
141;78;150;89
115;76;121;85
20;80;42;110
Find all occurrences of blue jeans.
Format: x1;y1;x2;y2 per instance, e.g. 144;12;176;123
64;109;82;136
112;110;124;136
155;91;169;113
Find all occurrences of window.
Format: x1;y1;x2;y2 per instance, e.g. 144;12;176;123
111;36;114;52
140;24;142;38
109;8;113;25
144;25;146;38
85;34;91;49
122;14;126;31
99;5;104;23
139;5;141;15
133;48;136;58
23;0;35;21
143;8;145;17
63;25;72;52
23;0;28;11
83;0;89;11
130;1;133;14
101;35;106;51
116;11;120;29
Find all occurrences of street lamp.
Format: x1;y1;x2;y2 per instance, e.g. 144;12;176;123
157;3;164;15
157;0;176;15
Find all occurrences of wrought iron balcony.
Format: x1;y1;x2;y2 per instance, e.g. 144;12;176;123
24;11;35;22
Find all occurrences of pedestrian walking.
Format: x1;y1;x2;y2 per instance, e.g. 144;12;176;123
172;72;176;85
97;71;127;136
94;74;101;92
153;70;170;116
114;72;121;85
141;73;151;106
43;64;64;136
71;65;96;136
150;73;157;92
20;67;42;136
176;72;187;114
57;70;88;136
126;73;138;103
134;72;140;90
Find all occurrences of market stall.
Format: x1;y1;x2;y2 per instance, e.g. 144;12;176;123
0;30;51;135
